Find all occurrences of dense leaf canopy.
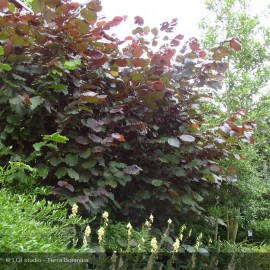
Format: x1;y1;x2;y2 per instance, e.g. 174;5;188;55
0;0;255;222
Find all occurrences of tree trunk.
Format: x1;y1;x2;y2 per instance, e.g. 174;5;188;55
226;207;230;242
214;219;219;244
228;217;238;244
231;220;239;244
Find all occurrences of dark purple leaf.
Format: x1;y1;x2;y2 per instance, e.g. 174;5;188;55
110;108;124;114
85;118;102;132
76;136;90;145
134;16;144;26
77;195;89;203
92;146;105;153
51;188;61;195
57;180;67;187
124;165;143;175
65;183;75;192
179;135;195;142
57;181;74;192
89;133;103;143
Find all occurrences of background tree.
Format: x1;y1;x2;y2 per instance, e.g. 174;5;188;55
199;0;270;244
200;0;270;115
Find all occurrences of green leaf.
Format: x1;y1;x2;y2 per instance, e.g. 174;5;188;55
103;172;117;188
36;164;49;179
0;32;8;41
81;8;97;21
79;148;91;159
4;79;18;88
105;178;118;188
45;143;59;151
130;70;144;81
151;27;159;36
4;125;14;133
7;3;16;12
117;174;132;186
193;192;204;202
32;0;45;13
10;35;24;45
30;96;44;110
12;74;26;81
198;247;209;255
9;97;25;115
7;114;20;126
117;238;128;247
184;245;196;253
22;86;35;93
0;62;12;71
217;218;227;226
165;154;179;165
0;46;4;55
63;59;81;70
144;91;165;111
49;84;67;91
67;168;79;180
0;145;13;156
43;133;69;143
151;179;163;186
64;153;79;167
82;159;97;169
33;141;47;152
181;195;195;206
132;27;144;35
55;167;68;179
168;137;180;148
172;167;186;177
109;161;127;169
75;19;90;35
49;156;62;166
158;157;169;163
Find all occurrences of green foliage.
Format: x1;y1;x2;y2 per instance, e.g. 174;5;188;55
0;161;37;190
250;219;270;243
199;0;270;246
207;241;270;269
22;0;33;8
0;187;85;252
200;0;270;114
199;144;270;244
0;0;255;224
0;183;214;269
250;93;270;182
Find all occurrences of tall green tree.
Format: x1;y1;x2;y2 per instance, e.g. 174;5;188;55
199;0;270;244
199;0;270;115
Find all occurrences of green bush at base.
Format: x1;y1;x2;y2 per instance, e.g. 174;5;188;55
0;187;83;252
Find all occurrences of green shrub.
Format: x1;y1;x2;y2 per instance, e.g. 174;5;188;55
212;241;270;270
1;180;268;269
250;219;270;243
0;160;37;191
0;186;213;269
0;187;89;252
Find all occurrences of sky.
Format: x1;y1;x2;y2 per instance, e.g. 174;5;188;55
75;0;270;40
100;0;207;38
